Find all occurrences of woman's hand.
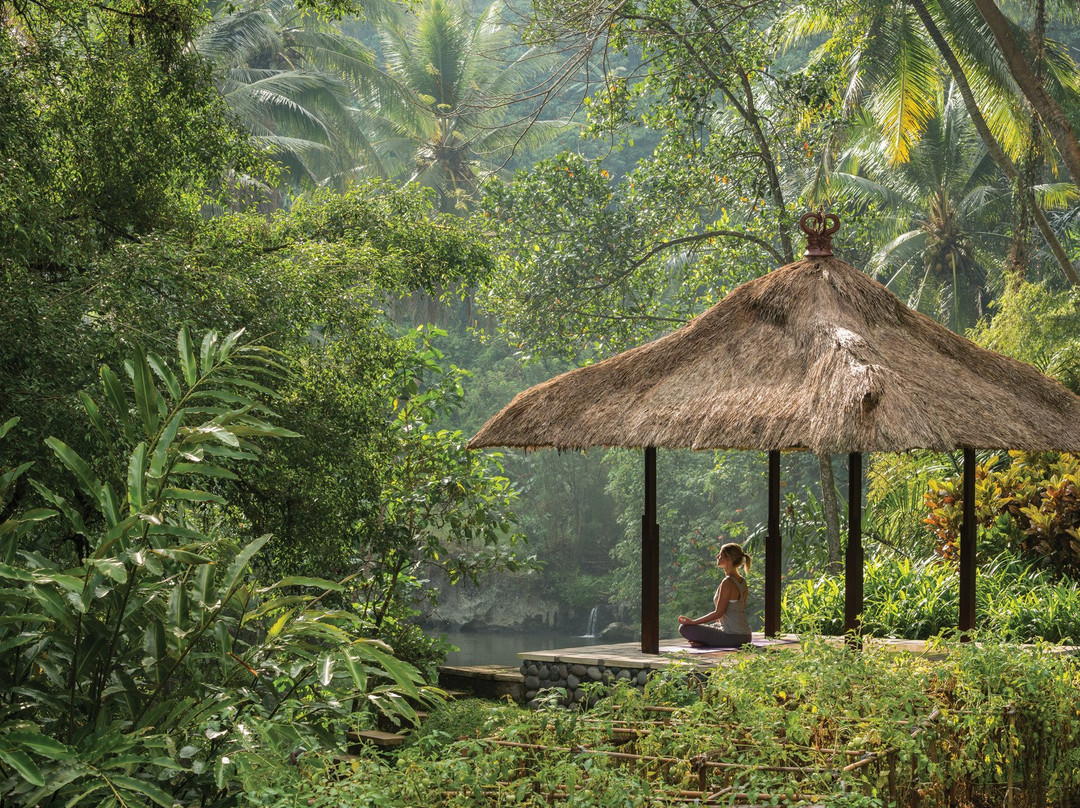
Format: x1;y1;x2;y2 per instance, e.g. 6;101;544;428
677;615;693;625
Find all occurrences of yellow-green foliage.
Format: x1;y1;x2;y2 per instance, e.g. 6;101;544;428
244;640;1080;808
925;452;1080;576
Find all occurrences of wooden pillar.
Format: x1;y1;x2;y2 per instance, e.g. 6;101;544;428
959;447;977;638
765;450;781;637
845;452;864;642
641;447;659;654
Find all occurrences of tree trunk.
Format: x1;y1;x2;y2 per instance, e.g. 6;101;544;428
970;0;1080;190
818;453;842;573
908;0;1080;286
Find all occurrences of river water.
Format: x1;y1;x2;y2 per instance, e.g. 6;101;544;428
438;629;606;667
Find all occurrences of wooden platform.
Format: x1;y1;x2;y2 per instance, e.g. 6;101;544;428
517;633;942;669
438;664;525;701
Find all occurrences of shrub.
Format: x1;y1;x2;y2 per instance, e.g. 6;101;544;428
924;451;1080;577
247;639;1080;807
0;329;433;807
782;551;1080;643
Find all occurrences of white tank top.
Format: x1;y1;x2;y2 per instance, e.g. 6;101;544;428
713;575;751;636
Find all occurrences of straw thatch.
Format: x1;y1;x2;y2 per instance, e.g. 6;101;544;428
470;255;1080;454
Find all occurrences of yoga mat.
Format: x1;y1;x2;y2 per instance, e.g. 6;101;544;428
659;637;800;654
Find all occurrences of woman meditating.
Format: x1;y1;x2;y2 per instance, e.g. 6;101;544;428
677;542;752;648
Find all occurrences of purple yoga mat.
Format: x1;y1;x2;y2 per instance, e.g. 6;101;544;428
659;638;799;654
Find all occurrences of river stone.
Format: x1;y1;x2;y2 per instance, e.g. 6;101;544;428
526;663;539;677
599;622;636;642
538;665;551;681
520;663;529;676
566;674;580;689
569;664;588;677
616;669;631;681
587;666;602;681
525;690;537;701
556;663;569;679
636;670;649;686
554;678;567;689
524;675;540;690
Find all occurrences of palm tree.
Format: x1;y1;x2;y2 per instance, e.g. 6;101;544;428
195;0;403;187
359;0;563;211
783;0;1080;286
781;0;1076;166
831;85;1009;331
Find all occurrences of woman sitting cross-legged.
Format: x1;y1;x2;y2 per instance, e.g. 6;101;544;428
677;541;752;648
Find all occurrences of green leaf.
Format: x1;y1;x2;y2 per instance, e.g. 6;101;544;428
44;438;100;501
91;558;128;583
78;392;108;440
272;576;345;592
4;731;74;760
29;481;87;537
0;747;44;786
132;345;161;439
216;327;246;364
1;461;33;491
191;424;240;448
318;653;334;686
0;416;18;440
19;509;56;524
100;365;129;422
109;775;174;808
200;331;220;376
148;412;183;494
127;443;147;512
178;326;199;387
157;548;213;565
266;610;294;639
0;563;34;582
161;488;227;505
147;351;182;402
194;563;216;607
222;534;271;598
343;651;368;692
99;483;121;528
168;580;190;632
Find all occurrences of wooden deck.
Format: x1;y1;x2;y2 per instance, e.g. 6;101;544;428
517;633;941;669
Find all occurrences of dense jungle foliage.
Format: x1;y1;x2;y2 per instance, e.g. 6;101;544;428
230;640;1080;807
4;0;1080;802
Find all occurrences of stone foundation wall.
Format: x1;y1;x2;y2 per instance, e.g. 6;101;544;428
519;659;652;707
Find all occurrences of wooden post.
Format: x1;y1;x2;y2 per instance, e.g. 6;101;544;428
959;447;977;638
845;452;864;643
641;447;659;654
765;451;781;637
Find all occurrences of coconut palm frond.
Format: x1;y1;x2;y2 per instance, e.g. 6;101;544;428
774;1;839;52
196;6;282;66
829;171;913;211
362;0;569;211
872;230;927;279
1034;182;1080;211
856;6;941;165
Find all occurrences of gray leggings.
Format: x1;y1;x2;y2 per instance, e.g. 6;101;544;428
679;623;751;648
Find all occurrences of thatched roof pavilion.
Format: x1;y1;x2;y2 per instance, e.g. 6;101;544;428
470;214;1080;652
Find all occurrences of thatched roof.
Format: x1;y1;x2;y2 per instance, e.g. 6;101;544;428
469;255;1080;454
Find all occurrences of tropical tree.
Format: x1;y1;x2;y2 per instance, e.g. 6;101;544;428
0;332;434;807
783;0;1080;285
360;0;562;211
831;85;1006;331
831;83;1076;331
195;0;403;188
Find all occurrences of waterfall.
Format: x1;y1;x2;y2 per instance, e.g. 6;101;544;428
582;606;600;639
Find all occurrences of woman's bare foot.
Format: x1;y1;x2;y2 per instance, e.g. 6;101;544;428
686;640;708;648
